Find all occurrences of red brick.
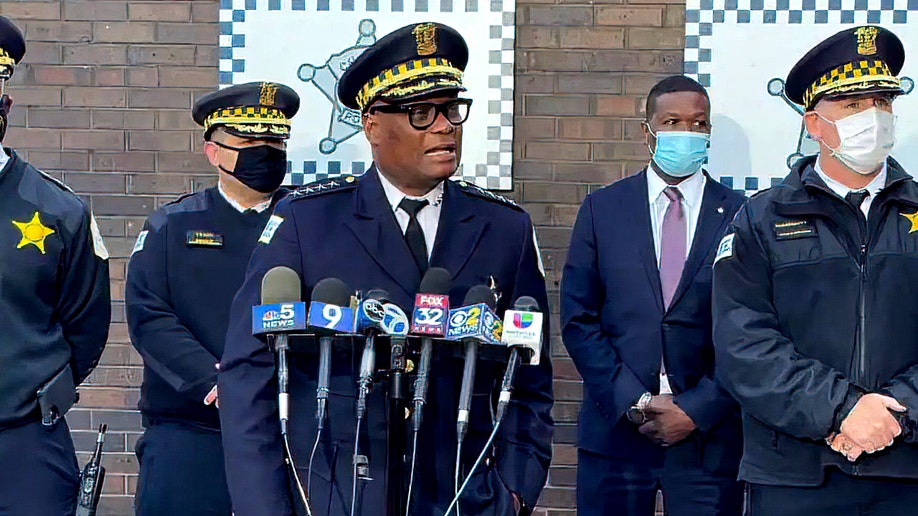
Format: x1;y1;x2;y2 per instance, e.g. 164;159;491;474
526;95;591;116
513;160;553;181
157;110;198;131
28;107;90;128
128;45;195;66
94;67;125;86
17;41;62;64
557;73;623;94
59;172;126;194
126;66;158;87
516;74;555;94
191;2;218;23
128;88;191;109
63;1;128;21
594;6;663;26
158;66;217;89
624;74;670;94
28;151;90;172
587;50;682;73
554;162;625;184
156;22;217;45
128;2;192;21
92;109;156;130
664;5;686;27
520;50;587;73
195;44;218;67
538;486;577;509
6;127;61;148
516;117;555;140
517;26;560;49
92;152;156;173
26;21;92;42
62;130;125;150
128;173;191;195
558;117;622;140
0;2;61;20
158;152;211;173
90;195;155;216
523;6;593;25
523;182;589;204
559;27;624;49
594;94;642;116
23;64;92;86
64;87;127;108
627;27;684;49
92;21;155;43
128;131;191;152
63;44;128;65
526;142;591;161
592;141;650;161
83;366;142;388
8;86;62;106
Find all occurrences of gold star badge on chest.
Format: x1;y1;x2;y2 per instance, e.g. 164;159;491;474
901;210;918;234
12;211;55;253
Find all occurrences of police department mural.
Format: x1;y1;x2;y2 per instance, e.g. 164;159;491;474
684;3;917;194
219;0;515;189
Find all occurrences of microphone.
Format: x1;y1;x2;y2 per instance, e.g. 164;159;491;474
410;267;452;433
497;296;544;422
356;289;390;421
307;278;353;429
256;266;305;434
454;285;499;444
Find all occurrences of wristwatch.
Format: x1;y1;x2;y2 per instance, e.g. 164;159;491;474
627;392;653;425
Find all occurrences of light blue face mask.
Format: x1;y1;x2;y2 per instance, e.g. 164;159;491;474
648;130;710;178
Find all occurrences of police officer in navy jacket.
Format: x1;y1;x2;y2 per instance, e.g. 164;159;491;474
219;22;553;516
126;82;298;515
0;15;111;515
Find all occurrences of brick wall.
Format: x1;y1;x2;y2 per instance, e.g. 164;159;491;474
0;1;684;514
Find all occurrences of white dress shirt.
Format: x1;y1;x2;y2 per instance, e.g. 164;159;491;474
647;167;707;394
377;171;444;259
0;149;9;174
814;159;887;219
217;182;273;214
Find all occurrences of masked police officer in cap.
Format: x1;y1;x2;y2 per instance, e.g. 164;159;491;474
126;81;299;515
0;15;111;515
219;22;552;516
714;26;918;514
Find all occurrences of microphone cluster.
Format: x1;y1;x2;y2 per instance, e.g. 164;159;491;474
249;266;545;515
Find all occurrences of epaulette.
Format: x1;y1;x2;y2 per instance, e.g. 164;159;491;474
455;180;523;212
36;168;75;194
290;175;359;200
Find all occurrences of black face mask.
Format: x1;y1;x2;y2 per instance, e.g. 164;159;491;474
212;140;288;193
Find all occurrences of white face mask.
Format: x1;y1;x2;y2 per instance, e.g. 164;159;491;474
816;107;896;175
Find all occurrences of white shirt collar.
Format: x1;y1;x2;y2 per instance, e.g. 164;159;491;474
646;165;707;209
813;159;887;199
0;148;10;175
217;182;273;213
377;170;444;212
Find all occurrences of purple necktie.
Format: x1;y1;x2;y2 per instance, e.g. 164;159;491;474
660;187;686;310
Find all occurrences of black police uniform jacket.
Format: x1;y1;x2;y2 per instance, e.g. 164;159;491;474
126;187;286;430
219;167;553;516
713;155;918;485
0;149;110;427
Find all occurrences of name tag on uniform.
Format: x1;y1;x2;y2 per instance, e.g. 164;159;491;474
186;230;224;248
773;219;817;241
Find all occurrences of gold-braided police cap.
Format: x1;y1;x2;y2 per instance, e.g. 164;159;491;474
192;82;301;140
338;22;469;112
786;26;905;109
0;16;26;81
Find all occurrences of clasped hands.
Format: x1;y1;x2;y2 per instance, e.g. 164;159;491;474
827;393;906;462
636;394;697;447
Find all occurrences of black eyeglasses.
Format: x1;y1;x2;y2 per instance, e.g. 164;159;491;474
368;98;473;130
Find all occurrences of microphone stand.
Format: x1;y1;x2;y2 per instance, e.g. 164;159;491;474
387;336;408;516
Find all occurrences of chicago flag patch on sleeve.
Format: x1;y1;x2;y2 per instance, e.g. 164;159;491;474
714;233;735;266
258;215;284;244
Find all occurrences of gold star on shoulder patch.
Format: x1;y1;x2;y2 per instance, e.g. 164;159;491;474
12;211;55;254
901;210;918;234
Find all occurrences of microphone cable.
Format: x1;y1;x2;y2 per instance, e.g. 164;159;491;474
404;429;420;516
445;419;503;516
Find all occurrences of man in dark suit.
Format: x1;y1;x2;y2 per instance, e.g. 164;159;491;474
218;22;553;516
561;75;746;515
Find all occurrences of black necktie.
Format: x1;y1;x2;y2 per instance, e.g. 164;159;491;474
845;190;869;214
398;198;429;273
